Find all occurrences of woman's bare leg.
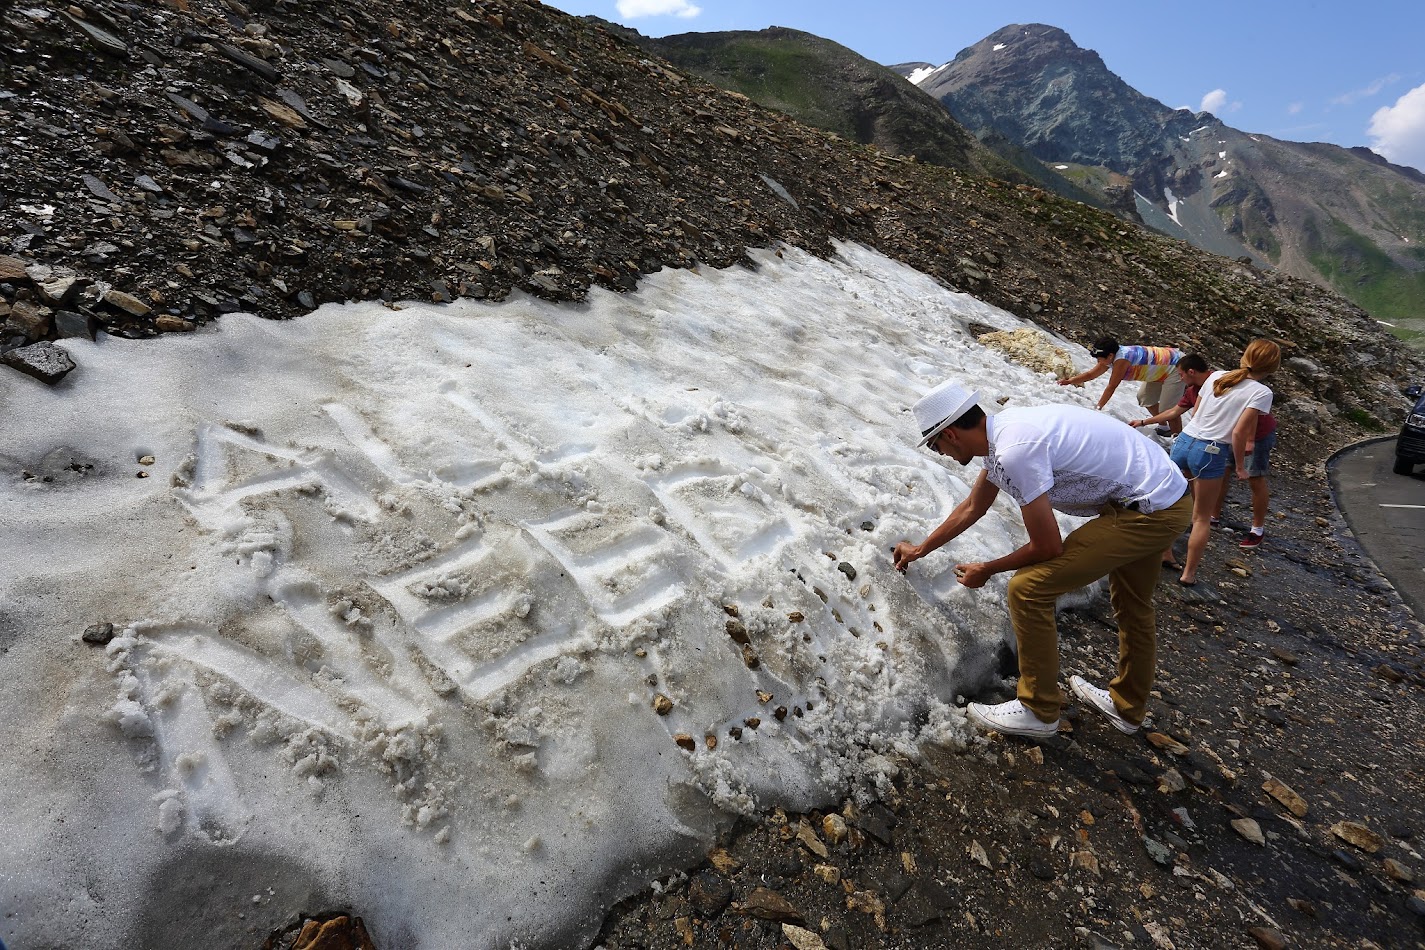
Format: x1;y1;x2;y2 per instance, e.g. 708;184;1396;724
1181;476;1226;584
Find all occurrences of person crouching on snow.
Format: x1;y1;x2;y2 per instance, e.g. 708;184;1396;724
892;379;1191;738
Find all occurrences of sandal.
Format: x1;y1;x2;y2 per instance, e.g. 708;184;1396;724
1177;577;1197;587
1161;559;1183;570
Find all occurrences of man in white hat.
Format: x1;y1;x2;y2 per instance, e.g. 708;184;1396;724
893;379;1191;738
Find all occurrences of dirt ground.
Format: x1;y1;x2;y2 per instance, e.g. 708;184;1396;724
591;465;1425;950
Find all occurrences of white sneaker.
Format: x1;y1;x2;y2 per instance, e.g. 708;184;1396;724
965;699;1060;738
1069;676;1139;734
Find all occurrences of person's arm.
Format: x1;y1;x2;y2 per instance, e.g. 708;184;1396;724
1057;359;1111;387
1129;404;1188;428
1231;408;1260;480
954;494;1064;588
893;470;999;572
1094;360;1131;409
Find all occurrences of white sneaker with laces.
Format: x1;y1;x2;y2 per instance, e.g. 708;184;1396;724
1069;675;1140;734
965;699;1060;738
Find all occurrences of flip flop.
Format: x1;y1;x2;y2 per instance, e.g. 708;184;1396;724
1177;577;1197;587
1161;559;1183;570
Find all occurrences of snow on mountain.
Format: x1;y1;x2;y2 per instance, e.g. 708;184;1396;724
0;243;1151;949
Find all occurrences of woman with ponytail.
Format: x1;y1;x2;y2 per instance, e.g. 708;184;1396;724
1168;338;1282;585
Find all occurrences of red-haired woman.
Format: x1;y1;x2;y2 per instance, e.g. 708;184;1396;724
1168;339;1282;586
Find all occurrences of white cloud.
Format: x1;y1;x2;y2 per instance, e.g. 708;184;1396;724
1368;82;1425;172
1287;102;1303;115
1198;89;1242;115
1331;74;1401;107
616;0;702;17
1200;89;1227;114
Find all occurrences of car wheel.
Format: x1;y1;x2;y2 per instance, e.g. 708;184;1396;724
1395;455;1416;475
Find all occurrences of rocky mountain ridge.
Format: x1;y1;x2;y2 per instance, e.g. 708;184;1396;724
905;23;1425;324
605;23;1111;209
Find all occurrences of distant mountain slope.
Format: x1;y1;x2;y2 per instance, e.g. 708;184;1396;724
609;25;1108;206
907;23;1425;322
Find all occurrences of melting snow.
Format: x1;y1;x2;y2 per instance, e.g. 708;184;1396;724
992;43;1007;51
905;63;948;86
1163;187;1183;226
0;242;1149;949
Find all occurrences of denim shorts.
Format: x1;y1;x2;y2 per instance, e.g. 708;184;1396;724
1170;433;1229;480
1229;430;1276;477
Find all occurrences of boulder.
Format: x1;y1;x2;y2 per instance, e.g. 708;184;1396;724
2;341;76;384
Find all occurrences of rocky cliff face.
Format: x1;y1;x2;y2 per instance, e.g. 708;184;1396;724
908;23;1425;324
0;1;1419;453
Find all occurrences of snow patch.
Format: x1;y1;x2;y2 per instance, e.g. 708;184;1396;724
0;242;1144;950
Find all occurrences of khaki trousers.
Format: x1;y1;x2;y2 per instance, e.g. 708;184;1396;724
1006;494;1192;724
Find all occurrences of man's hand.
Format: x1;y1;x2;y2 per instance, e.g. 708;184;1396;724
1128;418;1146;428
954;562;992;589
1236;466;1251;481
892;541;921;574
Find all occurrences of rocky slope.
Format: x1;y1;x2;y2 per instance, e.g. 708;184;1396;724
903;23;1425;324
605;24;1108;208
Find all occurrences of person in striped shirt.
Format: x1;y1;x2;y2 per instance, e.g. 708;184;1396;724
1059;337;1185;430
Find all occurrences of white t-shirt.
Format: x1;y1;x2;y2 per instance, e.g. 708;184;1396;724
984;405;1187;516
1181;371;1273;443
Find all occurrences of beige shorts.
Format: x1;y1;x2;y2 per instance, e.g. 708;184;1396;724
1138;371;1185;409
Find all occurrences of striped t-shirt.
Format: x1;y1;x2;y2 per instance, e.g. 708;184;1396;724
1115;345;1181;383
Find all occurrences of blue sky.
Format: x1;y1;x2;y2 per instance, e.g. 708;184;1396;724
544;0;1425;173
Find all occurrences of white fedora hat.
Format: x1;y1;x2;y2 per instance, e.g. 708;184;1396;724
913;379;981;446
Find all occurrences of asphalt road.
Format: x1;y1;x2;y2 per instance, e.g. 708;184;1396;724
1329;436;1425;619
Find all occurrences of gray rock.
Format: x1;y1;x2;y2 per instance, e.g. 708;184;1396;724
83;623;116;646
218;43;280;83
837;561;857;582
81;175;122;204
60;11;127;56
54;310;97;340
2;341;76;384
1142;836;1173;865
759;174;799;209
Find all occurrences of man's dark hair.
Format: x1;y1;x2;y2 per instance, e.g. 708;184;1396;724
1090;337;1119;358
1177;353;1209;373
947;404;986;430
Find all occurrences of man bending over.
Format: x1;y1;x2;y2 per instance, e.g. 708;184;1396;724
893;379;1191;737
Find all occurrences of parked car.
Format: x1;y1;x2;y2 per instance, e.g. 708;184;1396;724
1395;384;1425;475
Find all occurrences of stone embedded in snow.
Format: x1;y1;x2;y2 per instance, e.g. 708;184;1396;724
2;341;75;384
82;623;115;645
652;693;673;715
